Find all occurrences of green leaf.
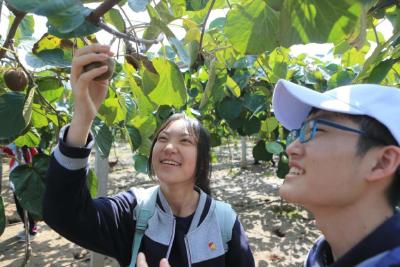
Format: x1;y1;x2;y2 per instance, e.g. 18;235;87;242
10;154;50;220
37;77;64;103
243;116;261;136
130;114;157;155
104;8;126;33
148;58;187;108
243;93;266;113
224;0;279;54
279;0;362;47
262;117;279;134
252;140;273;161
123;63;155;114
46;5;87;32
267;47;290;83
14;15;35;41
341;47;368;67
47;7;99;38
128;0;150;12
228;117;244;130
147;5;190;64
209;17;225;30
119;92;137;123
14;128;41;147
87;169;98;198
226;76;241;97
186;0;209;11
277;154;289;179
266;141;283;154
126;125;142;151
131;115;157;140
328;70;355;88
91;120;114;158
26;49;71;68
199;59;217;110
0;196;5;236
7;0;75;15
217;97;242;121
48;20;99;39
31;104;49;129
0;89;34;142
210;133;222;147
366;59;396;84
133;154;149;173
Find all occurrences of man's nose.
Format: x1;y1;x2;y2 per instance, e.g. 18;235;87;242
286;138;303;158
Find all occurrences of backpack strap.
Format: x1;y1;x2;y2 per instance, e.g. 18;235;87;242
128;185;159;267
214;200;237;251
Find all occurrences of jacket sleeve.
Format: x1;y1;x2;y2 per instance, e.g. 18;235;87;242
225;218;255;267
43;125;137;266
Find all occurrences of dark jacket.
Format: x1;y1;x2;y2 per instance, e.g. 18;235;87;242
43;126;255;267
304;212;400;267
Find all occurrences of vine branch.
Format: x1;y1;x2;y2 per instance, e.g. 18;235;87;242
86;0;122;25
98;20;162;45
199;0;217;56
86;0;160;46
0;2;26;60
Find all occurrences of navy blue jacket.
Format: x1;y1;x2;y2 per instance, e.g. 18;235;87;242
305;212;400;267
43;127;255;267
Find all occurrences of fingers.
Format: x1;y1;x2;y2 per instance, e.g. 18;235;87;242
136;253;171;267
137;252;148;267
160;258;171;267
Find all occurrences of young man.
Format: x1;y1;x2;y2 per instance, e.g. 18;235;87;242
272;79;400;266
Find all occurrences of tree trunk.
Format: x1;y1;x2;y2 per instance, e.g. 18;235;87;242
240;136;247;168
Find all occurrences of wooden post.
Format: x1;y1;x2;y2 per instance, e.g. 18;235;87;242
240;136;247;168
90;146;109;267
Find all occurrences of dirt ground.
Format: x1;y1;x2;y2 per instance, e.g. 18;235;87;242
0;141;320;267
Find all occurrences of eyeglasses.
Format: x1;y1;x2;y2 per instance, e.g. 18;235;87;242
286;118;386;146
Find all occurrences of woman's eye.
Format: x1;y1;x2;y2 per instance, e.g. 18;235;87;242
182;139;192;144
157;136;167;141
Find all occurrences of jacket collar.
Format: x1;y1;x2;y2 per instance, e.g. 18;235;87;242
306;212;400;267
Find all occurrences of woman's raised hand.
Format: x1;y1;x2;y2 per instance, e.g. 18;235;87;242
66;44;113;147
70;44;113;123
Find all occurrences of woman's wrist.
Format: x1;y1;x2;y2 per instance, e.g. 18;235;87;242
66;116;93;147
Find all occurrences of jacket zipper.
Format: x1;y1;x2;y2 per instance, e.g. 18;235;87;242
184;235;192;267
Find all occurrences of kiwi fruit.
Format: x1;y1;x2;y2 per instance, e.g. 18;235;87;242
3;69;28;92
82;57;115;81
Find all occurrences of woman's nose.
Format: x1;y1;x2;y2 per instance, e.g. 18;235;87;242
163;142;177;153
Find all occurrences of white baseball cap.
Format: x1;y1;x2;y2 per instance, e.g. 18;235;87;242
272;79;400;145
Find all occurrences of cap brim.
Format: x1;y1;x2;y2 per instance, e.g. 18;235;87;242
272;79;362;130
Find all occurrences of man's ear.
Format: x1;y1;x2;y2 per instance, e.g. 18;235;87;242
368;146;400;182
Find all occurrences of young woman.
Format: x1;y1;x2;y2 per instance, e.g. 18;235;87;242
43;44;255;267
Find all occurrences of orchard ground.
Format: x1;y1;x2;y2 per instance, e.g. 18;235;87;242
0;141;320;267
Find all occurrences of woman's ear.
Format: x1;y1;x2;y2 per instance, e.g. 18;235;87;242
368;146;400;182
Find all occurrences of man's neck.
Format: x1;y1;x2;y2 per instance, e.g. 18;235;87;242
311;200;393;260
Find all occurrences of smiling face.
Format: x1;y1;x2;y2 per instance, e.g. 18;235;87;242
151;119;198;187
280;111;370;210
